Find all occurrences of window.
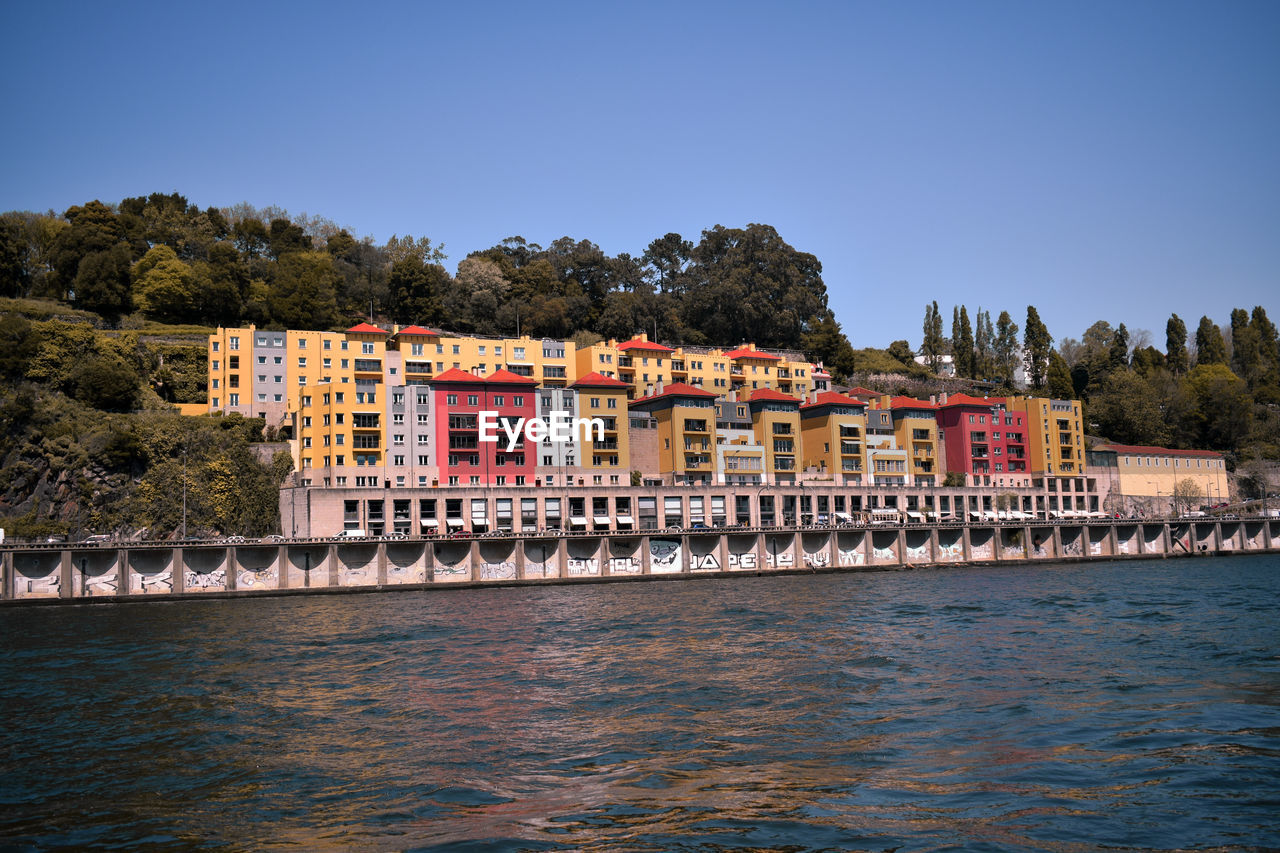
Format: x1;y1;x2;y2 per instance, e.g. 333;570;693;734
513;395;523;407
467;395;479;406
229;393;239;406
608;398;617;409
362;342;375;354
452;345;461;354
212;341;220;352
493;395;503;406
229;337;239;351
447;394;457;405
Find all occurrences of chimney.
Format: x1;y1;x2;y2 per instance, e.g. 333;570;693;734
655;378;664;395
811;389;818;404
929;394;936;405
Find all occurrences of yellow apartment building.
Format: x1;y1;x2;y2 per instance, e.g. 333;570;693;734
747;388;802;484
1012;395;1086;478
880;396;940;487
799;391;869;485
1089;444;1230;512
628;381;719;485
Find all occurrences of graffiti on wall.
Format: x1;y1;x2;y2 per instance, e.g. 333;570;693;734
650;539;683;574
481;561;516;580
608;557;640;574
185;569;226;591
567;558;601;576
131;571;173;594
838;548;864;566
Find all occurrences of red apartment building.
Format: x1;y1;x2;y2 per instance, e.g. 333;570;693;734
432;368;539;487
936;394;1030;488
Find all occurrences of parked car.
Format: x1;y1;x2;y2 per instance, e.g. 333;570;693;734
331;529;368;540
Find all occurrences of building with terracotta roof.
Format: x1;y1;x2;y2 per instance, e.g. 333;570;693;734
747;388;802;483
936;393;1031;489
1088;443;1229;515
569;372;632;483
799;392;869;485
628;381;719;485
878;396;941;486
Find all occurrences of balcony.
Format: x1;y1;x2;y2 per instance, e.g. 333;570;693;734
404;361;432;375
841;460;862;472
448;415;478;430
685;420;708;433
670;361;686;373
840;442;861;455
774;457;796;471
838;427;861;439
353;359;382;374
684;455;711;468
593;440;619;451
618;356;634;368
730;367;744;377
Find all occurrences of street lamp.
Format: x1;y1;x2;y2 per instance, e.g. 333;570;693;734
182;445;188;539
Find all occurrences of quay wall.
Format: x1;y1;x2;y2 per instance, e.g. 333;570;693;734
3;519;1277;605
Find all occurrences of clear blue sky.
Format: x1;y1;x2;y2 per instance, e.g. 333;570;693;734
2;0;1277;350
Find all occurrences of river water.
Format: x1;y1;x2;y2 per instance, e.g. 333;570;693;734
2;555;1278;851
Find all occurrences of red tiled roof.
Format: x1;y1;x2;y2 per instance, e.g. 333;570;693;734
616;338;675;353
346;322;388;334
430;368;484;383
888;395;936;409
938;393;1006;408
485;368;538;385
570;371;631;389
628;381;718;406
748;388;800;404
1094;444;1223;458
397;325;439;336
800;391;867;409
723;347;781;361
844;386;880;397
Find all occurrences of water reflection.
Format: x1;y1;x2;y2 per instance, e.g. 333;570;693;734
1;556;1278;851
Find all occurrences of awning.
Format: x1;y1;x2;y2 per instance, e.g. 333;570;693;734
446;518;464;528
970;512;982;520
984;511;997;520
593;516;610;526
569;516;588;526
420;518;439;527
1050;511;1063;518
906;511;924;520
616;515;635;525
835;512;854;522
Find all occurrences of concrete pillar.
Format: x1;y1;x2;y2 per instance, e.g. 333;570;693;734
515;540;527;580
424;541;436;583
226;547;237;591
377;543;388;585
641;534;652;574
277;545;287;589
896;527;906;566
557;538;568;576
929;527;939;565
468;540;481;582
171;547;185;594
118;548;131;595
828;530;840;569
1052;525;1064;557
961;527;972;562
1;550;11;600
60;550;72;599
327;545;339;586
718;534;729;574
1107;523;1119;556
992;527;1004;561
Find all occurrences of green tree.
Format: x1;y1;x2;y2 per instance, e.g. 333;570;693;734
994;310;1019;384
1109;323;1130;371
974;308;994;378
1090;369;1170;445
800;309;857;381
887;340;914;365
954;306;974;377
72;243;135;321
920;301;945;373
70;356;141;412
131;245;201;324
267;251;343;329
1023;306;1052;389
1181;363;1252;450
1046;350;1074;399
388;256;451;326
1166;314;1188;375
1195;316;1227;365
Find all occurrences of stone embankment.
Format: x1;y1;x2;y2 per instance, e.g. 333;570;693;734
3;519;1276;604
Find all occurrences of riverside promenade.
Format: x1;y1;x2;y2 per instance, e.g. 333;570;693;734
3;518;1277;605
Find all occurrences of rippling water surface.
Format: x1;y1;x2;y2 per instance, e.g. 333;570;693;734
3;555;1279;851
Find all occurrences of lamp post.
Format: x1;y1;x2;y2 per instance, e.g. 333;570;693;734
182;445;188;539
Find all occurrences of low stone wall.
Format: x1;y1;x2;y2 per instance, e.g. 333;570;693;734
3;519;1277;605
